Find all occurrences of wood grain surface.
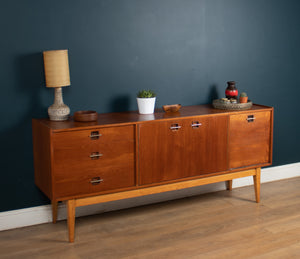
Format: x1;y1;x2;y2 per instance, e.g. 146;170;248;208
1;177;299;258
139;116;228;185
229;111;272;169
34;104;272;132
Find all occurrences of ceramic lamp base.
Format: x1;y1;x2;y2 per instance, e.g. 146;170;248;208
48;87;70;121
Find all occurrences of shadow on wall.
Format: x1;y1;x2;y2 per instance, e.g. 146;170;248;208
0;53;50;212
110;95;131;112
207;84;219;103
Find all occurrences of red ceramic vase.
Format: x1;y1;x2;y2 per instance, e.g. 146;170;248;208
225;81;238;99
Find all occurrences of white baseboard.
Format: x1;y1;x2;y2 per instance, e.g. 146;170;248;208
1;162;299;232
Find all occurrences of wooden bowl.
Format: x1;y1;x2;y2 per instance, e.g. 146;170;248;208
162;104;182;113
74;111;98;122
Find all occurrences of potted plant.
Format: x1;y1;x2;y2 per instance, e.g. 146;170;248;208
239;92;248;103
137;89;156;114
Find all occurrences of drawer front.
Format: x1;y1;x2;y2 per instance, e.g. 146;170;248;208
52;125;135;198
55;166;135;198
53;139;134;181
52;125;134;150
52;125;134;178
229;111;272;168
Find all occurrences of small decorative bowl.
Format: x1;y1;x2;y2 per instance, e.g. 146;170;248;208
74;111;98;122
162;104;182;113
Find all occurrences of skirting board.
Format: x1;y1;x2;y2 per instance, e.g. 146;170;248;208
1;162;299;232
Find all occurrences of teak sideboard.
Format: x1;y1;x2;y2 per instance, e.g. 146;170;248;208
32;104;273;242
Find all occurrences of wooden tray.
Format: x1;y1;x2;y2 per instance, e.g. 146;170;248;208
212;99;253;110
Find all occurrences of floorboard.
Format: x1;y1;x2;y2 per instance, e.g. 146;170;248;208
1;177;300;259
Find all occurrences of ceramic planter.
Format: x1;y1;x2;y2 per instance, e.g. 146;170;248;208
137;97;156;114
239;96;248;103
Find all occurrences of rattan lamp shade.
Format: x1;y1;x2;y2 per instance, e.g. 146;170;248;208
43;50;70;88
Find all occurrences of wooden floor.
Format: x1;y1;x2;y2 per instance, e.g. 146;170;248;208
1;177;300;259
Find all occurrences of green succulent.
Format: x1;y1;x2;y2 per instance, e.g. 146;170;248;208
137;89;156;98
240;92;247;97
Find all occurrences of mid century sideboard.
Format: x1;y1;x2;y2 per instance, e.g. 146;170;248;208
32;104;273;242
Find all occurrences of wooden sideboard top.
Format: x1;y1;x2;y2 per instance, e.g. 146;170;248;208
33;104;273;132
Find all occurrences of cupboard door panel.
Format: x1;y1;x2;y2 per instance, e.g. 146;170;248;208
187;116;228;176
139;116;228;185
139;120;188;185
229;111;271;168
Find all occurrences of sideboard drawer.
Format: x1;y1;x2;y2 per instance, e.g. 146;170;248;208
51;125;136;197
52;125;134;149
55;167;135;198
52;125;135;179
53;139;135;181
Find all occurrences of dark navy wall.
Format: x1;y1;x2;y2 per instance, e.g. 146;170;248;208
1;0;299;212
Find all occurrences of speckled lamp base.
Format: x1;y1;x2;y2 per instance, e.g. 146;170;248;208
48;87;70;121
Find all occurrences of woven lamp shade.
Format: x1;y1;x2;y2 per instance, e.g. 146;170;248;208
43;50;70;88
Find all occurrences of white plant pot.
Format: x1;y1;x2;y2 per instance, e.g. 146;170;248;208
137;97;156;114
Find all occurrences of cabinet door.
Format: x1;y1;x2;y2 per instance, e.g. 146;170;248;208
138;116;228;185
138;119;187;185
229;111;272;169
187;116;228;177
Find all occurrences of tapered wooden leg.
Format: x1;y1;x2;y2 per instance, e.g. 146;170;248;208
52;201;58;224
226;180;233;190
253;168;261;203
67;199;76;243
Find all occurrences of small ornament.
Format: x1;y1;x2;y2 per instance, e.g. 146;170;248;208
220;98;230;103
239;92;248;103
225;81;238;100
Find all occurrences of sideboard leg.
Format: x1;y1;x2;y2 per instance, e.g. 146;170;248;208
253;168;261;203
52;200;58;224
67;199;76;243
226;180;233;190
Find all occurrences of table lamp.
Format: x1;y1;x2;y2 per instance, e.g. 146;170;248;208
43;49;70;121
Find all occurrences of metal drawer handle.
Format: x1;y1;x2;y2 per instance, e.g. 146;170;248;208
247;115;256;122
89;131;102;139
90;153;103;159
90;177;104;185
170;124;181;130
191;122;202;128
89;133;102;138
